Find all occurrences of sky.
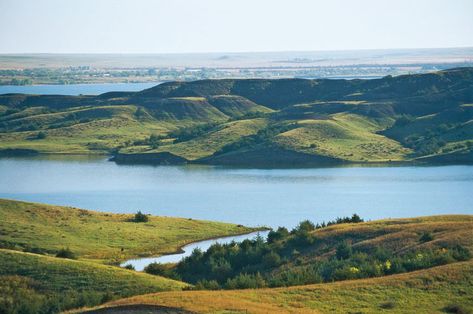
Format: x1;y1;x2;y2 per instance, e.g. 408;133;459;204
0;0;472;54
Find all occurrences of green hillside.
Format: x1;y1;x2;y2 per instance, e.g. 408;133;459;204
1;67;472;165
0;199;255;263
0;249;186;313
0;199;259;313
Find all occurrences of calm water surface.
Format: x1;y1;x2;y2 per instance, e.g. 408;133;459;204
1;157;472;229
0;82;161;95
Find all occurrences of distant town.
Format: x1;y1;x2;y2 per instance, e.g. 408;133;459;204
1;47;472;85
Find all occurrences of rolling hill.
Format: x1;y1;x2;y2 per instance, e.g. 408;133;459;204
0;199;255;263
82;260;473;314
0;199;259;313
0;67;472;165
0;249;187;313
78;215;473;314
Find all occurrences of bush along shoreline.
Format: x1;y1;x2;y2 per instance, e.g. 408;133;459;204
141;214;472;290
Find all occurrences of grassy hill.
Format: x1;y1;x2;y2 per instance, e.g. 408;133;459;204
87;260;473;314
0;199;256;263
161;215;472;290
0;67;472;165
0;199;260;313
79;215;473;314
0;249;187;313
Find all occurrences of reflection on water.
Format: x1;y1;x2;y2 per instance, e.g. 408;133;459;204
0;157;472;228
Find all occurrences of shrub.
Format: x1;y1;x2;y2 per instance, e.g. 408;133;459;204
262;251;281;268
443;304;471;314
290;230;316;247
148;134;162;149
194;279;221;290
451;245;472;261
123;264;135;270
336;241;352;260
267;227;289;243
56;248;75;259
294;220;316;233
132;211;149;223
419;232;434;243
379;301;396;309
225;273;266;289
36;131;47;139
144;262;168;276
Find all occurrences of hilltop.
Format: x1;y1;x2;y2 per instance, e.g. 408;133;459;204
0;67;472;166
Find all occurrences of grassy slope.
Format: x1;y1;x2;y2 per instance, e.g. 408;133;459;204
307;215;473;254
0;249;187;313
0;249;186;296
86;215;473;313
274;113;410;162
0;199;255;263
95;260;473;314
0;105;178;154
153;118;269;160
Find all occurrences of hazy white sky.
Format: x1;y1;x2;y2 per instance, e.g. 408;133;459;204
0;0;472;53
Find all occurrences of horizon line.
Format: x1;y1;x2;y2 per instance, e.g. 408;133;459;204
1;46;473;56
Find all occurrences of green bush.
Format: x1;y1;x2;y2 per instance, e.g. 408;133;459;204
144;262;168;276
336;241;353;260
267;227;289;243
225;273;266;289
132;211;149;223
55;248;75;259
443;304;471;314
420;232;434;243
194;279;221;290
123;264;135;270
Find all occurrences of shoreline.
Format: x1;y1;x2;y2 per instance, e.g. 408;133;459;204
120;228;270;269
1;150;473;169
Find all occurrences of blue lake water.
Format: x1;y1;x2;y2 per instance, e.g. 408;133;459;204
0;157;472;229
0;82;161;95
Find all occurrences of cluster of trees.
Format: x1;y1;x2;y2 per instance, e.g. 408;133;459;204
149;215;471;290
268;243;471;287
315;213;363;229
402;122;465;156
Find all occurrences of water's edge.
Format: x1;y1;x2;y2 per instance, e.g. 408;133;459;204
121;229;270;271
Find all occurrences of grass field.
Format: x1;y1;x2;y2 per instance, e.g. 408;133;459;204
0;199;256;263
